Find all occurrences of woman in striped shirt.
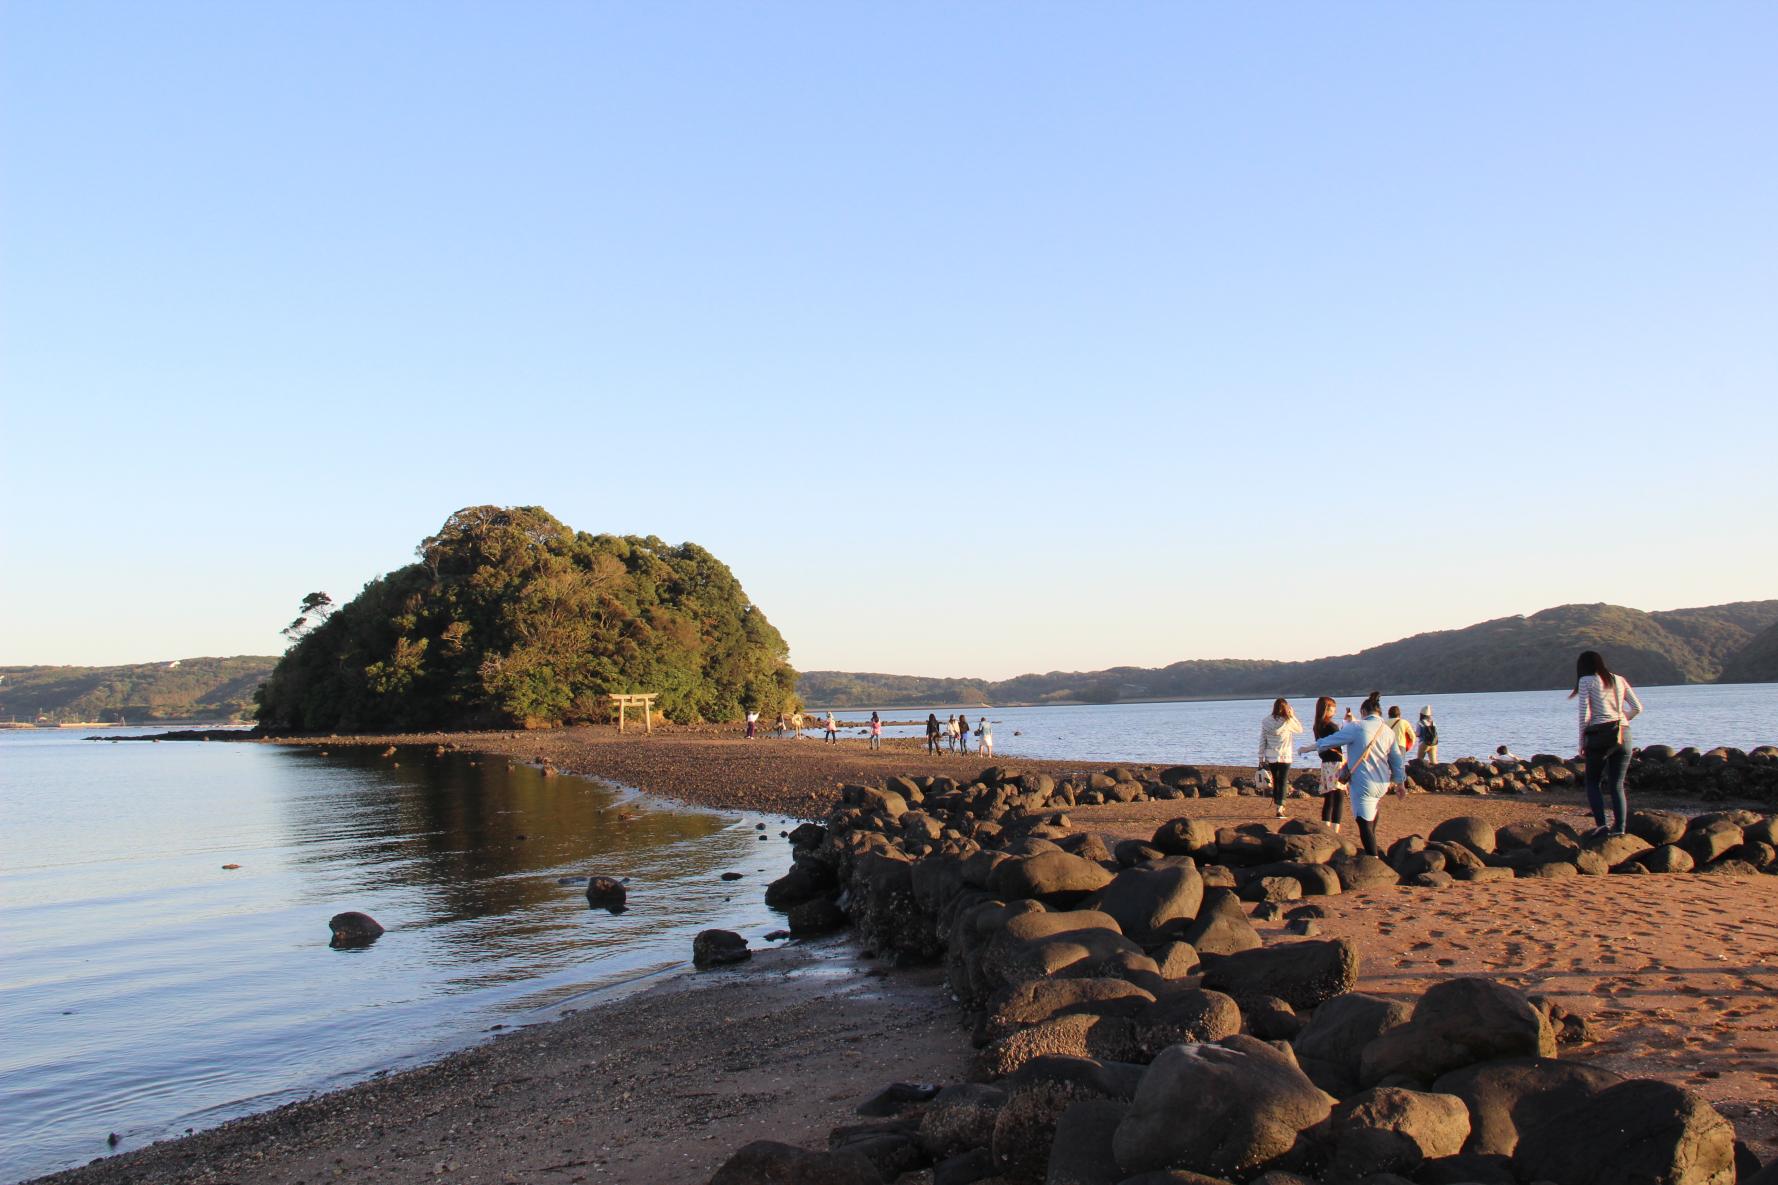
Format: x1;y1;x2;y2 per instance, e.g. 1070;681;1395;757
1570;650;1644;837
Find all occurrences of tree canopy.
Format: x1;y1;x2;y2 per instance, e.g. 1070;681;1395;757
255;506;798;732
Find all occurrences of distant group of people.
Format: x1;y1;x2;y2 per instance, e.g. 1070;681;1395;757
1258;650;1644;855
925;712;993;757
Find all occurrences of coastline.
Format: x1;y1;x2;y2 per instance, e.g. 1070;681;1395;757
27;726;1778;1183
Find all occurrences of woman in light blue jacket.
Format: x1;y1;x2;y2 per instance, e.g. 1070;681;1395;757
1298;690;1406;857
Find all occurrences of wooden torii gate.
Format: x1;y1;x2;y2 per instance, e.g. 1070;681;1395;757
608;693;657;734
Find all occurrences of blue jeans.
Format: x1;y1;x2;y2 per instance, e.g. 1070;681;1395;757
1584;724;1631;832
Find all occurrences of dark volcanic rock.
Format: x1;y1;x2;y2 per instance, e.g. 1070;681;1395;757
327;911;384;948
1310;1086;1471;1181
1087;863;1204;943
1359;978;1554;1088
1113;1035;1335;1179
1431;1057;1624;1156
693;928;751;969
1182;889;1263;956
1512;1079;1736;1185
585;875;629;911
707;1139;879;1185
1201;939;1360;1011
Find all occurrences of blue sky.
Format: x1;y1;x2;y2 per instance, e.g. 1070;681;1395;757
2;2;1774;677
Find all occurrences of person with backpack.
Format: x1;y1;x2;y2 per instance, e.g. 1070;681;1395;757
1259;698;1305;819
1570;650;1644;837
1387;705;1416;755
1298;690;1406;857
1416;707;1438;764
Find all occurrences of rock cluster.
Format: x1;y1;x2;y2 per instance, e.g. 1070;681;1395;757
1405;744;1778;805
706;768;1752;1185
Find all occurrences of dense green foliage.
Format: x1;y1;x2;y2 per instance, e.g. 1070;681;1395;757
800;600;1778;707
1720;618;1778;684
0;656;277;723
255;506;798;732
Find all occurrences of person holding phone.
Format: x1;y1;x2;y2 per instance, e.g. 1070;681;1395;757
1298;690;1405;856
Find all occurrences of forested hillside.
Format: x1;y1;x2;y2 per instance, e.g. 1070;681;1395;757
0;656;277;723
256;505;798;732
800;600;1778;707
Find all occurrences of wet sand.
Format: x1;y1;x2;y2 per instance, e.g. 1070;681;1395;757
37;728;1778;1181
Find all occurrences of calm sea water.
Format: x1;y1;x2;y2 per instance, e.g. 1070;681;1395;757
0;732;791;1184
814;683;1778;768
5;684;1774;1182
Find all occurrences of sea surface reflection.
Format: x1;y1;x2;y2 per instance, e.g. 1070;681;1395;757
0;732;787;1184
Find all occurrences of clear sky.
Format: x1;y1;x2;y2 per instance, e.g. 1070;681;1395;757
2;3;1773;678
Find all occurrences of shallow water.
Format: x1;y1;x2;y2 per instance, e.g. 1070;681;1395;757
817;682;1778;767
0;732;788;1183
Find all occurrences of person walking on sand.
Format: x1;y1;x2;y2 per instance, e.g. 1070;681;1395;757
1312;696;1345;833
977;716;993;758
925;713;942;755
957;714;971;756
869;711;882;751
1298;690;1406;857
1416;707;1438;764
744;710;759;740
1259;698;1305;819
1571;650;1642;837
823;711;839;744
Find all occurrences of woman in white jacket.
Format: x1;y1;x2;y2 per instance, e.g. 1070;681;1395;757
1259;698;1304;818
1570;650;1644;837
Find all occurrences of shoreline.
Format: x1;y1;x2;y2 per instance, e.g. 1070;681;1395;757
25;727;1778;1184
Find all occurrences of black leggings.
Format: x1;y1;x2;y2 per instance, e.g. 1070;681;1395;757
1267;763;1292;807
1320;770;1344;826
1356;816;1380;857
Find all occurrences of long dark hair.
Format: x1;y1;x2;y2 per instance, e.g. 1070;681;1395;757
1313;696;1336;729
1270;697;1292;720
1360;690;1383;715
1570;650;1613;697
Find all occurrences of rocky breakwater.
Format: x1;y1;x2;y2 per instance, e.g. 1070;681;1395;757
706;767;1759;1185
1402;744;1778;805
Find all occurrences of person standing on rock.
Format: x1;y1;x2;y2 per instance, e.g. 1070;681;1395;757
1297;690;1406;857
1570;650;1644;837
868;711;882;750
1312;696;1345;833
1416;706;1438;764
1259;698;1304;819
824;712;839;743
925;713;942;755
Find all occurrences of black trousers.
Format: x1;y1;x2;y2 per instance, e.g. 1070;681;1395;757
1267;762;1292;806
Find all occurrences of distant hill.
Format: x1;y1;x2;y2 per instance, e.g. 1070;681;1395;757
799;599;1778;707
1720;618;1778;684
0;656;279;723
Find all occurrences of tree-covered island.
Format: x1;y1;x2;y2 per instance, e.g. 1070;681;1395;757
255;506;798;732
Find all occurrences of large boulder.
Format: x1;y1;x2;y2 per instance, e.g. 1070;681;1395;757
1427;816;1497;855
1310;1087;1471;1181
1088;863;1205;943
989;851;1115;903
1182;889;1262;955
1201;939;1360;1011
977;1013;1144;1078
707;1140;879;1185
1512;1079;1736;1185
1291;993;1413;1098
327;911;384;948
1628;810;1689;847
1113;1036;1335;1180
1636;843;1697;874
693;929;751;969
977;977;1156;1046
991;1056;1147;1184
918;1083;1005;1158
1331;854;1400;891
1152;818;1219;858
1130;989;1243;1054
1046;1099;1130;1185
1586;831;1654;868
1682;821;1743;866
1431;1057;1624;1156
1359;979;1555;1087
